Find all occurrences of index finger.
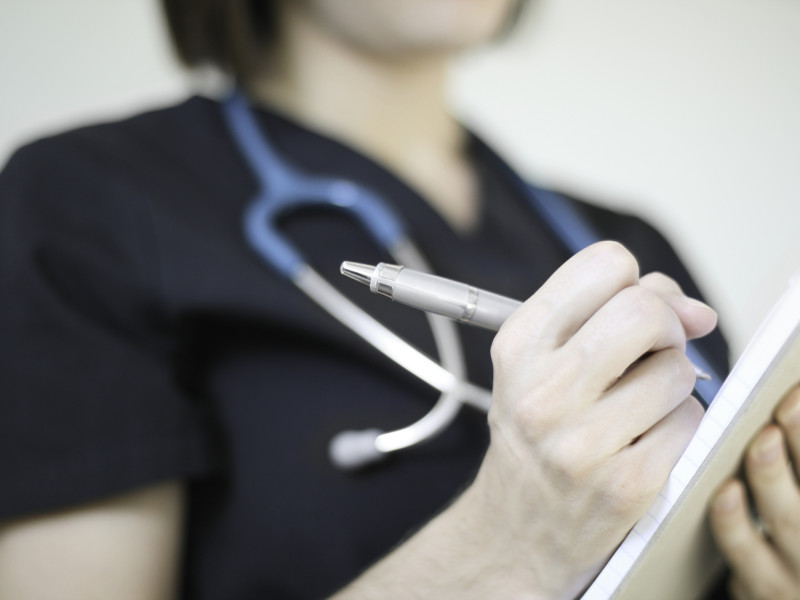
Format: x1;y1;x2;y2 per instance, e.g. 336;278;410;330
505;241;639;349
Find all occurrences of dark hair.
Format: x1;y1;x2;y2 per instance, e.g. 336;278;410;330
161;0;277;83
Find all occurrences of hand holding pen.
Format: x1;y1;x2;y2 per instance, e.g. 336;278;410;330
339;241;718;597
342;257;712;380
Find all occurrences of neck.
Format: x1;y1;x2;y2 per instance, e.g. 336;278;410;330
248;4;479;232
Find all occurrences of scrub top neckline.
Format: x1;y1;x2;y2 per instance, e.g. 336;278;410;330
221;94;491;243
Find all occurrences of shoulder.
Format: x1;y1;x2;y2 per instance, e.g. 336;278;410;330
11;95;220;153
0;97;228;311
1;96;224;193
0;96;244;261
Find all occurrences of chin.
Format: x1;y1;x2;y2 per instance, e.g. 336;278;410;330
311;0;521;57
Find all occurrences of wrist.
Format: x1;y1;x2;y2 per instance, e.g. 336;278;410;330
332;475;562;600
463;450;595;600
408;483;557;600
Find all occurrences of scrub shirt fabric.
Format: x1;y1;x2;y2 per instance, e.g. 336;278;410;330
0;96;730;599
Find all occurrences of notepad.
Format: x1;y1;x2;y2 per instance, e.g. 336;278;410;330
581;271;800;600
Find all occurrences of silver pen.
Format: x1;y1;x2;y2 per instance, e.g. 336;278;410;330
340;261;712;381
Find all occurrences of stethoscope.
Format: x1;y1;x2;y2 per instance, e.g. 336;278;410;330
221;90;724;470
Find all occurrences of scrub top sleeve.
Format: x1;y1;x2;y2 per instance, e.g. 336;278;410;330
0;139;218;520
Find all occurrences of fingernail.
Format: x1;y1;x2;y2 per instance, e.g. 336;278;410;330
714;482;740;513
681;296;712;311
678;296;718;324
752;429;781;464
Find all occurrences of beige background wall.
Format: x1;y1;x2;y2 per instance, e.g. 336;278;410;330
2;0;798;357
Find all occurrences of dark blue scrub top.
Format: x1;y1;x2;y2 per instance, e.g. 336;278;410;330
0;96;730;598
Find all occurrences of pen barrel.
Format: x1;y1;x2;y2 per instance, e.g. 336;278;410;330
469;290;522;331
387;268;521;332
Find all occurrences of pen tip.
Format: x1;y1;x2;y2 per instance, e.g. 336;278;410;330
340;262;376;286
694;366;712;381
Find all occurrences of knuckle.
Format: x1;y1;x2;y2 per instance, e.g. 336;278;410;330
662;348;697;394
490;328;520;374
489;331;504;366
514;363;583;430
619;286;683;346
606;463;663;514
541;431;596;482
620;285;664;320
490;319;537;373
593;241;639;281
640;271;682;295
509;387;561;441
503;365;581;443
766;505;800;537
684;396;706;425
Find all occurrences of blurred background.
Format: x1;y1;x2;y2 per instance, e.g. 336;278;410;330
1;0;798;357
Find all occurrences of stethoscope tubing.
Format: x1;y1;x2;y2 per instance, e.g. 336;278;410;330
224;91;493;469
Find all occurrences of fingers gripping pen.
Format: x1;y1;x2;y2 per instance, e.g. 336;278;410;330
341;261;712;381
